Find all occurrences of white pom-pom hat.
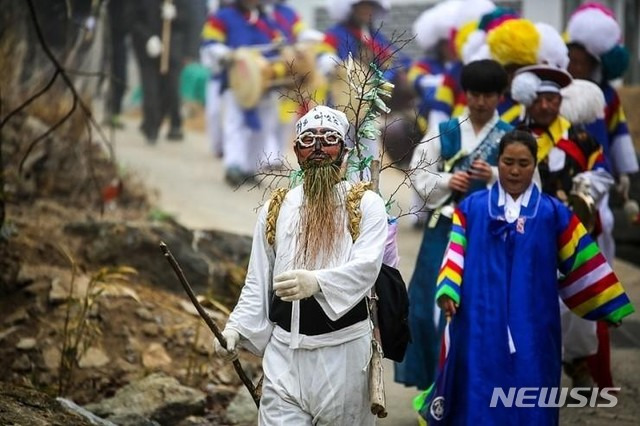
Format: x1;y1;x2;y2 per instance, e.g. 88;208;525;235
413;0;463;51
511;64;572;107
454;0;496;63
535;22;569;70
327;0;391;23
559;79;605;124
461;30;487;64
453;0;495;30
468;42;492;63
566;7;621;59
511;72;542;107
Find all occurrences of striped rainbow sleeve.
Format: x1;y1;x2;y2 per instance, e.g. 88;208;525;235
407;62;431;91
432;76;454;115
585;144;610;172
202;16;227;44
435;208;467;305
558;214;634;323
606;94;628;138
430;73;464;118
500;103;523;126
452;91;467;119
316;32;338;55
291;16;306;39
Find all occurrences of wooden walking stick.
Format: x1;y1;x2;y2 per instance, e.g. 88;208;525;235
160;0;173;74
159;242;261;408
368;159;387;418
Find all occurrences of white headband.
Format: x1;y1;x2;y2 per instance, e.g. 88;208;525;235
537;81;561;94
511;72;563;106
295;106;350;139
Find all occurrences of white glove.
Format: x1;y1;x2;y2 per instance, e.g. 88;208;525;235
84;16;96;32
573;170;614;204
273;270;320;302
618;174;631;200
146;35;163;58
162;2;177;20
572;173;592;198
317;53;340;77
201;44;232;73
213;329;240;362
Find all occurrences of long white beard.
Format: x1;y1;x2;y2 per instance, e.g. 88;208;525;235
295;163;345;269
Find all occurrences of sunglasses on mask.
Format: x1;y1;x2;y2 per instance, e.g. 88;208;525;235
294;131;343;148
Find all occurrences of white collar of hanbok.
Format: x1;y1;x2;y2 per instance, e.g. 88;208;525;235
498;182;535;223
459;109;500;141
498;181;535;207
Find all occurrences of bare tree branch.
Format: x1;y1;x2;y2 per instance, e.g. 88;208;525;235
19;94;78;173
246;23;462;224
0;69;60;129
21;0;114;165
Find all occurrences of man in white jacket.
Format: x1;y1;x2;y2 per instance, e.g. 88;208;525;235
214;105;388;425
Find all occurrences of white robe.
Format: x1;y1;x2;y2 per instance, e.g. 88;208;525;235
410;110;501;212
221;89;279;174
226;181;388;425
205;79;224;157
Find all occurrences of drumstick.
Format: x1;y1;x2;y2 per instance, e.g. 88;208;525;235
160;0;172;74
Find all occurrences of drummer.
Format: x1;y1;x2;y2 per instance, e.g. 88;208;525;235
317;0;410;166
264;0;325;167
201;0;285;186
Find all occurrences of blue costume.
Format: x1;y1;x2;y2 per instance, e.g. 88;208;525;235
270;3;304;42
395;116;512;389
201;4;285;180
202;4;284;90
497;93;523;127
407;58;461;131
318;21;410;169
429;61;465;123
319;23;410;84
419;183;633;425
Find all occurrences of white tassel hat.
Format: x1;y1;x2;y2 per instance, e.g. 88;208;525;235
535;22;569;70
412;0;464;51
511;64;572;107
566;4;621;59
559;79;605;124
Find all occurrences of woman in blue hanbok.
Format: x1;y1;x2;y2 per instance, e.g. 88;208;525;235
395;59;512;390
420;130;634;425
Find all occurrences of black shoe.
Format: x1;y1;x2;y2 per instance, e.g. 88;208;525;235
225;168;259;187
242;174;260;187
167;128;184;141
224;167;246;187
140;126;158;144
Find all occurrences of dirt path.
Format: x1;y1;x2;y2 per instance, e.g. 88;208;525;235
112;119;639;425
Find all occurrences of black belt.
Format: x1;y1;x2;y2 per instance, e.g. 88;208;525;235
269;295;368;336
